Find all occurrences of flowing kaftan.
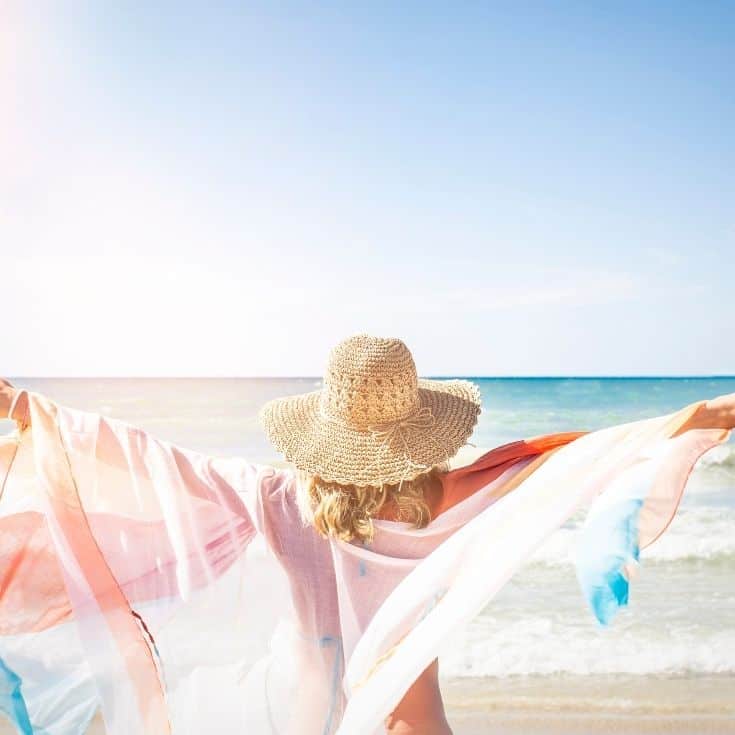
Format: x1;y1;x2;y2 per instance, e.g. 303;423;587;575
0;391;729;735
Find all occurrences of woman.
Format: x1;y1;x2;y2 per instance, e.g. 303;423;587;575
0;334;733;735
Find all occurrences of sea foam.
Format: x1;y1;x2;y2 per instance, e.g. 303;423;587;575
440;617;735;677
526;507;735;567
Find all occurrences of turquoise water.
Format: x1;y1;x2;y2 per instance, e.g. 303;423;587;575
3;376;735;678
465;375;735;446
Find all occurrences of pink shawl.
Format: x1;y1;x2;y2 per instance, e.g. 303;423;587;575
0;391;728;734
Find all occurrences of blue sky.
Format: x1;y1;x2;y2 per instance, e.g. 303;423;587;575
2;2;733;376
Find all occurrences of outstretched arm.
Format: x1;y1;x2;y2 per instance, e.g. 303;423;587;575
0;378;291;522
0;383;294;735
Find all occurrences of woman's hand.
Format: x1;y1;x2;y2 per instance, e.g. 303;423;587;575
0;378;17;419
677;393;735;434
0;379;29;427
702;393;735;430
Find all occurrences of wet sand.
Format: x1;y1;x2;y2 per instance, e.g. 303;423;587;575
449;713;735;735
3;711;731;735
3;674;733;734
443;673;735;734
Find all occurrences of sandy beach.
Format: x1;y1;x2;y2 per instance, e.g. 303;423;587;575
443;674;735;734
3;713;731;735
3;673;732;734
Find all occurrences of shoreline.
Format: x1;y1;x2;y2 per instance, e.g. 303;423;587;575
442;672;735;714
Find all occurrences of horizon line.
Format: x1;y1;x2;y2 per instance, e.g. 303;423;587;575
9;374;735;381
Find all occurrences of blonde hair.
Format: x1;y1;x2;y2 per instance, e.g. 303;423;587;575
297;466;447;543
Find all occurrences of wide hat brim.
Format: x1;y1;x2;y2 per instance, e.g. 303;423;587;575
259;378;482;487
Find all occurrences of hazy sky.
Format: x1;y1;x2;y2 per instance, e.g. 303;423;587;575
2;2;733;376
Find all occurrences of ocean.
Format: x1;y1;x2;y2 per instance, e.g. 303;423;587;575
3;376;734;729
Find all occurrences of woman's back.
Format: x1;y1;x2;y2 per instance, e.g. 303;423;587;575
260;472;453;733
379;481;452;734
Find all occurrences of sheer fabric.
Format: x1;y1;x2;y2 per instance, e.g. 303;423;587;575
0;392;728;735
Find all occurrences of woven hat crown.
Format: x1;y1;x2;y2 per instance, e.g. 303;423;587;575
319;334;419;429
260;332;481;486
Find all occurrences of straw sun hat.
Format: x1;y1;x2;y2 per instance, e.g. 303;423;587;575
259;334;482;487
